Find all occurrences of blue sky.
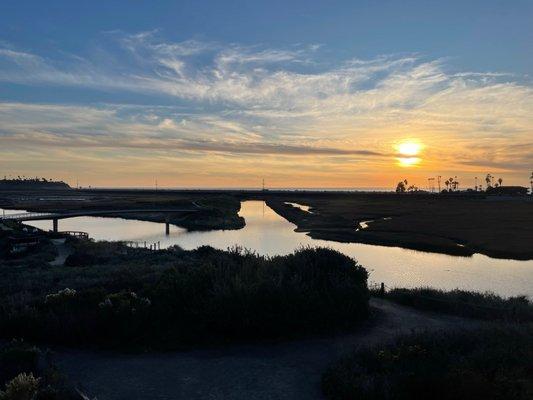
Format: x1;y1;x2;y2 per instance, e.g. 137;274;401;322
0;0;532;187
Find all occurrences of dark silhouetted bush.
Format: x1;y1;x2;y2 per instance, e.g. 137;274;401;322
322;326;533;400
382;287;533;321
0;246;369;348
0;340;78;400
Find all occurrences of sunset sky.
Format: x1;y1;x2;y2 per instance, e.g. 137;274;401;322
0;0;532;189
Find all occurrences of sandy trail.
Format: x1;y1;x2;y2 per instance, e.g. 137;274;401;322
50;238;73;266
54;298;482;400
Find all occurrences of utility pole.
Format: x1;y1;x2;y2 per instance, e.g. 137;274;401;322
262;178;265;192
155;178;158;191
475;176;478;191
437;176;441;192
428;177;435;193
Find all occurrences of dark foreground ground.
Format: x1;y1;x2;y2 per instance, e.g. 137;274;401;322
53;298;483;400
2;188;533;259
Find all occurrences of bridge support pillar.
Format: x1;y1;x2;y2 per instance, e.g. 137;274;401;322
52;218;58;233
165;220;170;236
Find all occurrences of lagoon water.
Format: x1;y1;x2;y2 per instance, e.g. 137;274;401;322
4;201;533;297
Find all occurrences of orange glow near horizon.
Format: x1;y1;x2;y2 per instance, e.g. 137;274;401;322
398;157;421;167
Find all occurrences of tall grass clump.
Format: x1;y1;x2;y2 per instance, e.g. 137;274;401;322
322;325;533;400
0;340;79;400
0;246;369;348
383;287;533;322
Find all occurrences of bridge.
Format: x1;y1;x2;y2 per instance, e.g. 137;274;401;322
0;208;199;235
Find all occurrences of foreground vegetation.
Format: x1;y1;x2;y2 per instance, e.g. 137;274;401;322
0;340;81;400
322;325;533;400
323;287;533;399
0;241;369;349
380;287;533;322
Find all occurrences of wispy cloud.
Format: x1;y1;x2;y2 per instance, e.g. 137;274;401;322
0;31;532;186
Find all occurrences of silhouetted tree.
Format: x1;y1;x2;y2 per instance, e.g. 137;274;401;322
485;174;492;190
498;178;503;187
396;180;407;193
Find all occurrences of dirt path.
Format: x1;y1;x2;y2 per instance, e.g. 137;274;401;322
53;299;483;400
50;238;73;266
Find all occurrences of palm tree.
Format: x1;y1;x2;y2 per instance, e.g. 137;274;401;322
485;174;492;190
530;171;533;194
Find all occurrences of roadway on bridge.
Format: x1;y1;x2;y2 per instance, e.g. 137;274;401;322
0;208;199;222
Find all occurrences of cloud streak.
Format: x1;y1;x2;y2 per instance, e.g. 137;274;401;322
0;32;532;187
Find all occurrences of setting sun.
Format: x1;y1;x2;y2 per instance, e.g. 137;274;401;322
398;142;422;156
398;157;420;167
396;141;423;167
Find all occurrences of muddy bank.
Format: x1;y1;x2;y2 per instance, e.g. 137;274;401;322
267;200;473;257
265;194;533;260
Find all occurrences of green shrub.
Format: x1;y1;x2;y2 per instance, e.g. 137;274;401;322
0;246;369;348
0;373;40;400
0;341;81;400
0;341;40;385
322;326;533;400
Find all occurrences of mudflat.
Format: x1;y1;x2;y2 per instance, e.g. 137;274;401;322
264;192;533;260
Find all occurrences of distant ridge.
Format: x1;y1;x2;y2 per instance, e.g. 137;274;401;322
0;178;71;190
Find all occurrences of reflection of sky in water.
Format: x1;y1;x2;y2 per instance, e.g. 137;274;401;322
4;202;533;297
285;202;312;213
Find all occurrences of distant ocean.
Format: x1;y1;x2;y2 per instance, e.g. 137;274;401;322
82;187;394;192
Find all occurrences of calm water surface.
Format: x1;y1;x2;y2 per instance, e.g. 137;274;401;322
4;201;533;297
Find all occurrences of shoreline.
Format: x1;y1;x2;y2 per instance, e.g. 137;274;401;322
2;188;532;261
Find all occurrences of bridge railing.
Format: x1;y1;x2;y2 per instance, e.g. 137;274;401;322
60;231;89;239
0;212;54;221
123;240;162;250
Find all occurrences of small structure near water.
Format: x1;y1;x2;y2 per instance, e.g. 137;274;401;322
7;235;44;254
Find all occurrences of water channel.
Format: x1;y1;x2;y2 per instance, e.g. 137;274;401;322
3;201;532;297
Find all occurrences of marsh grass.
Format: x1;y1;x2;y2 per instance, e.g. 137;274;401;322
380;287;532;322
322;325;533;400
